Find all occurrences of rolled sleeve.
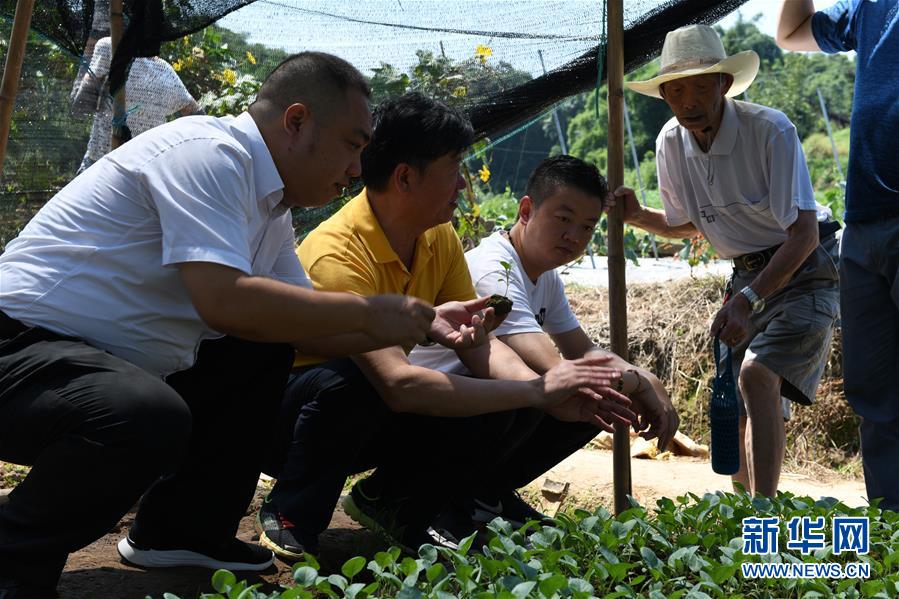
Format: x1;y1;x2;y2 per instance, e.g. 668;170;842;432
141;138;254;273
811;0;857;53
766;127;817;231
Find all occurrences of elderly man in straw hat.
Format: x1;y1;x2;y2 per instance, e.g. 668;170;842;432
610;24;840;497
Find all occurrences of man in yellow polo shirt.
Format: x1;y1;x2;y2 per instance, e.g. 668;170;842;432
259;93;671;559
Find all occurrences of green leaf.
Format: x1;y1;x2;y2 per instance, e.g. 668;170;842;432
567;578;594;594
641;546;662;570
293;566;317;588
511;581;536;598
374;551;395;569
396;586;423;599
538;573;567;597
400;557;421;577
418;543;438;566
342;556;367;580
426;563;447;584
326;574;347;591
344;582;366;599
211;570;237;593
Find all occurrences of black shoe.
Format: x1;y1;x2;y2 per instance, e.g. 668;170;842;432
0;577;57;599
117;535;273;571
471;490;550;529
256;498;318;561
341;479;459;553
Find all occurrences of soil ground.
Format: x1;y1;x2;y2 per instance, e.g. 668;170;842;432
14;448;863;599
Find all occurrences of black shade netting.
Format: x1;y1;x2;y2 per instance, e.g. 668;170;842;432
5;0;749;131
1;0;749;241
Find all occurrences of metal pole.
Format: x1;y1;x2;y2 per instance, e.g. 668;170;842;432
538;50;568;155
0;0;35;177
109;0;126;150
624;97;659;259
816;87;844;180
606;0;632;515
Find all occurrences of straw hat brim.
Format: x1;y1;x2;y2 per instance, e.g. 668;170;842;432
626;50;760;99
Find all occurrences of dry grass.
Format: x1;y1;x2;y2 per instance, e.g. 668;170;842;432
566;275;861;478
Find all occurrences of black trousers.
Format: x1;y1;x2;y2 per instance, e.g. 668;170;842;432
266;358;598;541
0;311;293;587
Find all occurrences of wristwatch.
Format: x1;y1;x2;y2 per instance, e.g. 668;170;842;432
739;286;765;314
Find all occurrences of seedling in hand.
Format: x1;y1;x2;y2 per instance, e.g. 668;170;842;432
483;260;514;317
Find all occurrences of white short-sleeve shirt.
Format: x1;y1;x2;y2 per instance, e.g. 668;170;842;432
410;230;579;373
82;37;196;163
0;112;310;376
657;99;826;259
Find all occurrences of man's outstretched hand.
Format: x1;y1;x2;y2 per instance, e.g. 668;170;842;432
428;296;504;350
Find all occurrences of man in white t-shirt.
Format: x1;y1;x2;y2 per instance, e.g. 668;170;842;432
0;52;439;597
71;36;202;173
613;25;839;498
411;155;678;529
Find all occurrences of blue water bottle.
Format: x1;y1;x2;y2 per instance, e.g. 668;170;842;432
710;334;740;475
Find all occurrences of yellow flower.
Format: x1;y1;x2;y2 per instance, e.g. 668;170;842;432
476;44;493;65
172;59;183;72
221;69;237;86
246;51;256;65
478;164;490;183
451;85;467;98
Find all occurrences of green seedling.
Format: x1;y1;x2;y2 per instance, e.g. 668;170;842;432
481;259;514;317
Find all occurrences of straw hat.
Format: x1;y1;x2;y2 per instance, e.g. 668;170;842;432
626;24;759;99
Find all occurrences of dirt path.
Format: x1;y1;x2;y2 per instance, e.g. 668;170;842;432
33;449;866;598
521;449;868;512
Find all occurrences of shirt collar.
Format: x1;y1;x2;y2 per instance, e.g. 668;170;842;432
230;112;285;213
350;189;437;267
681;98;739;158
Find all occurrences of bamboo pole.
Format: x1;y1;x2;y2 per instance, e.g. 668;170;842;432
0;0;35;178
109;0;126;149
606;0;632;515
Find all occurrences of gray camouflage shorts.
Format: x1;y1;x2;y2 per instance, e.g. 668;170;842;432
720;239;840;420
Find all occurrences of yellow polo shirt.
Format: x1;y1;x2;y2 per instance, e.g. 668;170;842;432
294;190;476;367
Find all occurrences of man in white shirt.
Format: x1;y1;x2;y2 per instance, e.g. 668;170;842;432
613;25;839;497
0;52;438;598
71;36;202;173
410;155;678;529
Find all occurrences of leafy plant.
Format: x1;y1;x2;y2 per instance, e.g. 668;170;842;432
477;259;514;317
679;234;718;273
160;491;898;599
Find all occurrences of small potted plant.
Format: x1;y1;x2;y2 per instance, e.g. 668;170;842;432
481;260;514;317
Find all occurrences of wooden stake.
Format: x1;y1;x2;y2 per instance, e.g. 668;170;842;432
109;0;126;149
0;0;35;178
606;0;632;515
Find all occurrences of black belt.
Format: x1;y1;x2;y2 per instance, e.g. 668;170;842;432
732;221;841;272
733;244;782;272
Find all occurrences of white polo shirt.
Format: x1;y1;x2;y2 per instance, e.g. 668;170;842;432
0;112;310;377
410;231;579;374
657;99;825;259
